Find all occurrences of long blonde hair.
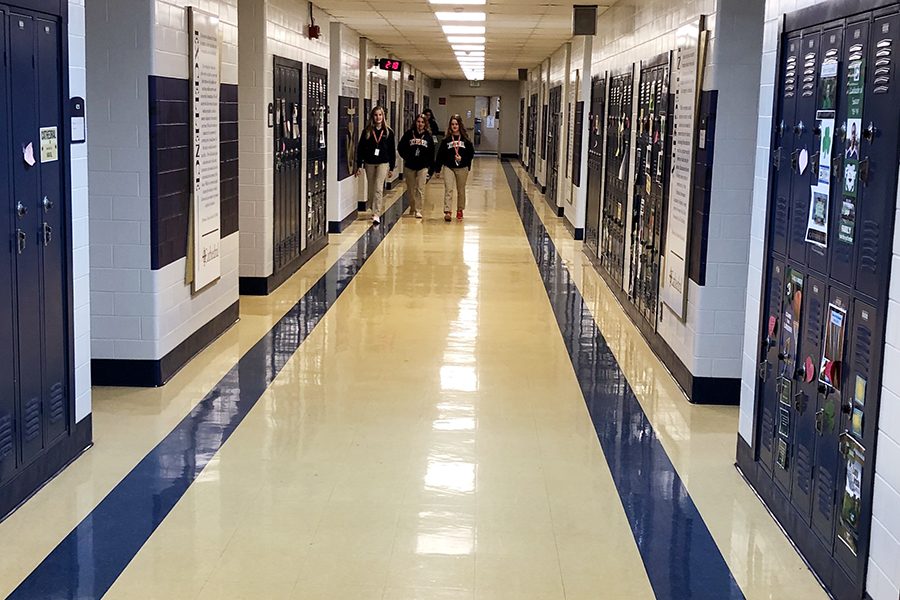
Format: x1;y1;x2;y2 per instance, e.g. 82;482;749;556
364;105;392;139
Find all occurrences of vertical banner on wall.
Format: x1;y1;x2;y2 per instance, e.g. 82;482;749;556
661;17;706;320
188;7;221;292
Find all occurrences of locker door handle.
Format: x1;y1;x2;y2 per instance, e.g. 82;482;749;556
859;158;870;185
793;390;806;413
42;196;53;212
16;230;26;254
42;223;52;247
815;408;824;434
791;149;800;173
758;360;770;382
16;201;27;218
863;121;877;141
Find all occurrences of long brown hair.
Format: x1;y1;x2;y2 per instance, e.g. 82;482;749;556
411;113;431;136
364;105;391;139
444;114;469;142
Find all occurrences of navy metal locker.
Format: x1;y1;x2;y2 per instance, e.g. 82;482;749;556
272;57;303;273
584;75;606;259
0;8;18;485
306;64;327;249
747;3;900;597
757;259;785;473
545;85;562;206
9;12;46;465
36;15;67;445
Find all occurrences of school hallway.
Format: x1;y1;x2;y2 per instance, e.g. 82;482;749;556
0;158;827;599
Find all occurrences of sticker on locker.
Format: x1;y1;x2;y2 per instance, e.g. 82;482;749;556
40;127;58;163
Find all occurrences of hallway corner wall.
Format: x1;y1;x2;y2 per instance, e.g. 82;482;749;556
741;2;900;598
327;22;361;229
69;0;91;421
87;0;240;385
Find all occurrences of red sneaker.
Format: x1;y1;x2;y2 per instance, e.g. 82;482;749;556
456;210;463;220
444;211;452;222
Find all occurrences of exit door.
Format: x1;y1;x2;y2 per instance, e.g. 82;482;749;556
0;5;72;486
749;7;900;599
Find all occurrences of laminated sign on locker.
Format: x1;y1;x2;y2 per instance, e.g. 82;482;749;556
747;6;900;600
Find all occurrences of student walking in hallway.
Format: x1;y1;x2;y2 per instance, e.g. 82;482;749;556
356;105;396;225
432;114;475;222
398;114;434;219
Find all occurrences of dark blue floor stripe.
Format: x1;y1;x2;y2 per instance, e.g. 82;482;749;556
500;161;744;600
9;198;408;600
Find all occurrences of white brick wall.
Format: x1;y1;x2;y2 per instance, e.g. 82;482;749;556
742;1;900;597
327;22;361;225
85;0;152;361
88;0;239;363
69;0;91;421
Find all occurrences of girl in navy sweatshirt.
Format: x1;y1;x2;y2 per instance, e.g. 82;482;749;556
355;105;396;224
398;114;435;218
431;115;475;221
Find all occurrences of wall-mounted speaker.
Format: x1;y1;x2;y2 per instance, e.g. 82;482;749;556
433;79;442;89
518;69;528;81
573;5;597;36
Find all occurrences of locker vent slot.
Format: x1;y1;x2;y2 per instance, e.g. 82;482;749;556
796;443;812;494
793;194;808;243
854;324;872;373
0;415;13;459
775;195;789;241
23;397;41;442
875;39;892;93
49;382;65;423
816;466;835;520
802;53;817;96
785;56;797;98
860;220;880;272
834;237;852;266
761;407;775;451
806;298;823;345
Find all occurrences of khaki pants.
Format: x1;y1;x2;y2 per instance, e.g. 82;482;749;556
442;167;469;212
365;163;389;215
403;167;428;213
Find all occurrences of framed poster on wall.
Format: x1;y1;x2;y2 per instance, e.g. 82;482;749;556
187;7;221;292
661;16;707;320
338;96;358;181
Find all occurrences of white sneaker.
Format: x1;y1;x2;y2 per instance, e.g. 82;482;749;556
372;214;381;225
415;210;423;219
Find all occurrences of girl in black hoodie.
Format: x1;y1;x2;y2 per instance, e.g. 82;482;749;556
398;114;434;218
431;115;475;221
355;105;396;224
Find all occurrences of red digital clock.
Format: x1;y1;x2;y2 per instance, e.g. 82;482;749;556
378;58;402;72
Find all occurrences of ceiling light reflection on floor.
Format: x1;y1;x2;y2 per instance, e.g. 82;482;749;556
424;460;476;494
440;365;478;392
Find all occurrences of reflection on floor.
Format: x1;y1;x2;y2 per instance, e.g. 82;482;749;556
0;160;827;599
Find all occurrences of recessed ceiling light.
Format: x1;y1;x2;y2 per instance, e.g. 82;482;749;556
435;12;486;21
447;36;486;44
452;44;485;51
442;25;485;35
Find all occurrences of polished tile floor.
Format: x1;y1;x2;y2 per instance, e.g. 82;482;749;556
0;159;829;599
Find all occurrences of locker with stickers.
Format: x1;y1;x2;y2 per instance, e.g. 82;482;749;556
746;4;900;598
0;2;78;516
599;68;632;287
546;86;562;207
306;65;328;250
273;57;304;273
584;75;607;258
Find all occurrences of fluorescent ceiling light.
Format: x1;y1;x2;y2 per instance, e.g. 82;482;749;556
442;25;485;35
447;36;486;44
455;51;485;57
435;12;486;21
458;59;485;64
452;44;485;51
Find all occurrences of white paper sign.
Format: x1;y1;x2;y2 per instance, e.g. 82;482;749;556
661;19;704;320
40;127;58;162
188;8;221;291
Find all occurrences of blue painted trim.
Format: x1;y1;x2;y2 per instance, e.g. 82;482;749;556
9;195;409;599
500;161;745;600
